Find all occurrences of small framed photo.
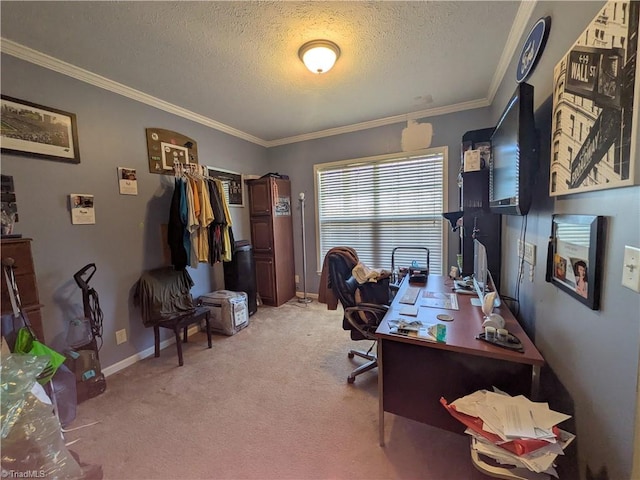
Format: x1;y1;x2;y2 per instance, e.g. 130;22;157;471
69;194;95;225
1;95;80;164
547;214;605;310
118;167;138;195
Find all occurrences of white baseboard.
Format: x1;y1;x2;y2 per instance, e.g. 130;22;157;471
102;325;201;377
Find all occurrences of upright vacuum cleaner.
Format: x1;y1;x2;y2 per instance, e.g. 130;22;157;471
66;263;106;402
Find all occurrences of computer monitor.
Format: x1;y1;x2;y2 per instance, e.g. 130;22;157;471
473;239;501;308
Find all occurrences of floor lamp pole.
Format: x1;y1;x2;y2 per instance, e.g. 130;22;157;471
298;193;312;304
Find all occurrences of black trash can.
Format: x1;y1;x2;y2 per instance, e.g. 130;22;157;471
224;240;258;316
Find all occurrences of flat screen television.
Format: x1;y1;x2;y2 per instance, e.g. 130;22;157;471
489;82;538;216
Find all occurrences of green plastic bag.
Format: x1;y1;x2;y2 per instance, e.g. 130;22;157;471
13;327;66;385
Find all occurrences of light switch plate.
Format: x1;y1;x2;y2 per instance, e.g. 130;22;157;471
517;240;536;265
622;246;640;293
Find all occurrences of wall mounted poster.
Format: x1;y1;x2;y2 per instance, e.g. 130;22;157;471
550;0;639;196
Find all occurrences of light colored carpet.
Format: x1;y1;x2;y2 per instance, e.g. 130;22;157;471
67;300;490;479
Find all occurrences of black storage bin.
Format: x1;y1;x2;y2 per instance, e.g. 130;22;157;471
224;241;258;316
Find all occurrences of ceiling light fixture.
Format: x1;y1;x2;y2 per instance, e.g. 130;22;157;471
298;40;341;74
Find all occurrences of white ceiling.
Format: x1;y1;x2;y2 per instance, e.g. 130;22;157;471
0;1;535;147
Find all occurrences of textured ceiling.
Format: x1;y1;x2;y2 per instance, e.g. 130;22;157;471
0;1;531;146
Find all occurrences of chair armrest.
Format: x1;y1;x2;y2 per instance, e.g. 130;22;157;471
348;303;389;314
344;303;389;339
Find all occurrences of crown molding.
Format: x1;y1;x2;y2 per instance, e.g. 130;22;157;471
2;6;533;150
486;0;537;104
265;98;491;147
0;38;269;147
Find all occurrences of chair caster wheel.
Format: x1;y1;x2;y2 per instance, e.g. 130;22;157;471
347;376;355;384
348;352;355;359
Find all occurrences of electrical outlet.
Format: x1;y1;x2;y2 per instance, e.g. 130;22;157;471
116;329;127;345
622;246;640;293
517;240;536;265
295;275;300;284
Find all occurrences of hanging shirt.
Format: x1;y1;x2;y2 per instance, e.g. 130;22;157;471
196;177;214;262
179;178;190;264
207;179;224;264
215;179;233;262
185;177;199;268
168;178;188;270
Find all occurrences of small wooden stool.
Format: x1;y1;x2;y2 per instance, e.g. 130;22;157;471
153;306;212;366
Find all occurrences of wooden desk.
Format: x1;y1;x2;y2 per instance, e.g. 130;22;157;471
375;275;544;446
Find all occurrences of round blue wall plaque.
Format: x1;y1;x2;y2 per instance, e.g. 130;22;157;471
516;16;551;83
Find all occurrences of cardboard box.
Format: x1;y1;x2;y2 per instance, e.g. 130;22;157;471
199;290;249;336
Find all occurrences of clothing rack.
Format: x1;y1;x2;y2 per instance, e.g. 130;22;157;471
168;162;234;270
173;162;208;179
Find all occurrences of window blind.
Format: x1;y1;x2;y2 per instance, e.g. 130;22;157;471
315;148;447;274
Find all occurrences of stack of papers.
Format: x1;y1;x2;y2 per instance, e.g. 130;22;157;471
388;319;446;342
441;389;574;478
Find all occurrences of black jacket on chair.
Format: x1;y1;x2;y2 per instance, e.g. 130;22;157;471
324;248;390;340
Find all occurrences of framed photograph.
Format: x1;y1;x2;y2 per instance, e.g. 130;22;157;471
549;1;639;196
117;167;138;195
547;214;605;310
69;194;95;225
208;167;244;207
1;95;80;164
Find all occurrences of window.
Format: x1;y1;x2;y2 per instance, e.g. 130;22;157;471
314;147;447;274
579;122;583;142
569;115;575;136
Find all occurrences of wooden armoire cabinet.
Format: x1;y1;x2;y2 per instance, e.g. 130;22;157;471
1;238;45;342
247;177;296;307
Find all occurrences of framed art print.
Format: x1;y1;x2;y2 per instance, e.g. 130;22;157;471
1;95;80;164
548;214;605;310
549;0;639;196
208;167;244;207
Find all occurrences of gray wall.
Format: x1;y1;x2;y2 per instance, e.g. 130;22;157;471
490;2;640;479
2;1;639;478
1;55;268;369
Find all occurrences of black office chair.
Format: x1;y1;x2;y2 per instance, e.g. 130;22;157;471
326;247;391;383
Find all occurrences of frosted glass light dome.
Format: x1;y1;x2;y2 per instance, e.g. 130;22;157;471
298;40;341;74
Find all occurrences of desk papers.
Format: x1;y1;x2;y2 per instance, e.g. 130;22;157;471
421;291;459;310
442;389;574;477
387;320;445;343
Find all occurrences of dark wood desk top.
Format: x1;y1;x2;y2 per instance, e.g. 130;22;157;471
376;275;544;367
